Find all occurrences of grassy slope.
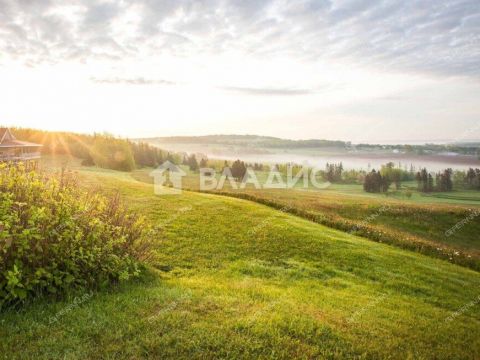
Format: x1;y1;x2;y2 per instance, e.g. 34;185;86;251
129;167;480;270
1;167;480;359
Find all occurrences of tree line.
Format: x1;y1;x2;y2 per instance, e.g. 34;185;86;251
363;165;455;194
415;168;480;192
187;157;480;195
415;168;453;192
12;128;179;171
363;166;480;193
462;168;480;189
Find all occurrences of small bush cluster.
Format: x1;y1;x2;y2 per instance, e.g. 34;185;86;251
0;164;153;307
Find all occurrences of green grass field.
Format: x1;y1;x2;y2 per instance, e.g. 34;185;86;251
2;162;480;359
41;157;480;268
124;164;480;270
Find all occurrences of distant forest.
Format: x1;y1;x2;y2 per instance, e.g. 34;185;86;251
141;135;480;156
145;135;347;149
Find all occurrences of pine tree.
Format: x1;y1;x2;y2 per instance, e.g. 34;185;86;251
363;169;389;193
427;174;434;192
231;160;247;181
199;158;208;168
188;154;199;171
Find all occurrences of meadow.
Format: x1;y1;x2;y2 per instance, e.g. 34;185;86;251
1;158;479;359
129;165;480;271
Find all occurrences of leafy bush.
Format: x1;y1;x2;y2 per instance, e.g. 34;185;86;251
0;164;154;307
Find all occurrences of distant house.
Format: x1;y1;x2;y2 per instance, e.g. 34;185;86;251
0;128;42;165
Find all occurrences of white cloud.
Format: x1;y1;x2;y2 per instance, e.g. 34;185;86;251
0;0;478;76
0;0;479;141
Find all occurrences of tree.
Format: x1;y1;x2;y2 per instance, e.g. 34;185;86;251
199;158;208;168
436;168;453;192
392;169;402;190
415;171;422;189
90;136;135;172
253;163;263;171
363;170;390;193
363;170;376;192
381;162;402;190
409;164;415;177
335;162;343;181
130;141;166;168
325;162;343;182
416;168;433;192
465;168;480;189
231;160;247;181
187;154;199;171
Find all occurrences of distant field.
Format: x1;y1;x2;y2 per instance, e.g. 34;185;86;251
2;161;479;359
323;181;480;206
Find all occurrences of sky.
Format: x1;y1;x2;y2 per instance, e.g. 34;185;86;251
0;0;479;144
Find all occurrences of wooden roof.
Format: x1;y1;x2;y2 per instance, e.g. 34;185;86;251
0;128;42;148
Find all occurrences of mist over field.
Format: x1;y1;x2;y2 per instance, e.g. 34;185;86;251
141;135;480;172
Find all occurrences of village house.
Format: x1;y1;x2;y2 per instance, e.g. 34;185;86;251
0;128;42;167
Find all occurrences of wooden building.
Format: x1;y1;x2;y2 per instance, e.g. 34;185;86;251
0;128;42;167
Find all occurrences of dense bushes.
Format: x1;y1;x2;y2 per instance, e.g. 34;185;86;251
0;164;153;307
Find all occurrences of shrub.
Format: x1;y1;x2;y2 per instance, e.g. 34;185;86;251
0;164;154;307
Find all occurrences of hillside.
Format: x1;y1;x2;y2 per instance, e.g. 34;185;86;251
2;164;479;359
129;165;480;271
138;134;480;155
137;134;348;151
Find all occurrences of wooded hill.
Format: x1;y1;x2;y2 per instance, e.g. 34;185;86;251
140;134;480;155
12;128;177;171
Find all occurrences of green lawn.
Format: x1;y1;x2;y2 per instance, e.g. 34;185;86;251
41;158;480;268
2;165;480;359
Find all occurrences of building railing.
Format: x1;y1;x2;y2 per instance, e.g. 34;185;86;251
0;152;41;161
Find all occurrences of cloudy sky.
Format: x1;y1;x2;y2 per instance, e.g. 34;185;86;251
0;0;479;143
